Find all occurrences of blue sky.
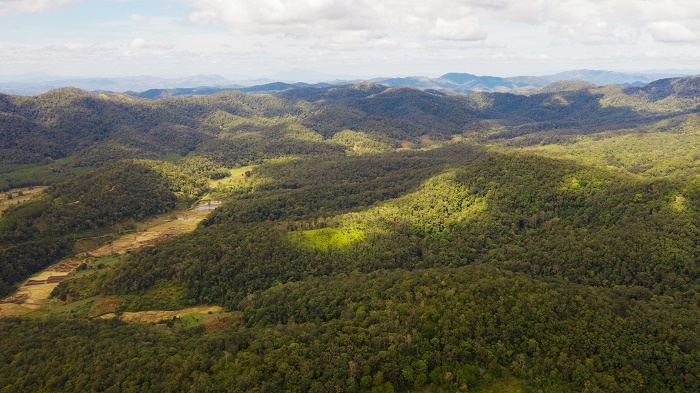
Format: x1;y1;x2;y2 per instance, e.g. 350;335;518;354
1;0;700;80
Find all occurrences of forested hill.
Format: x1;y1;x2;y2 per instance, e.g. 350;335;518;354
1;74;699;174
47;143;700;392
1;73;700;391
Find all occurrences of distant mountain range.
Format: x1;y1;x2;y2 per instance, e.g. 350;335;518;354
371;70;684;93
0;70;688;96
0;75;238;96
127;82;337;99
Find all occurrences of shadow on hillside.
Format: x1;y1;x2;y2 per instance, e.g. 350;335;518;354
478;89;700;142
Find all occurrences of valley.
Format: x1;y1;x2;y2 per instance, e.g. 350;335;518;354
0;199;221;318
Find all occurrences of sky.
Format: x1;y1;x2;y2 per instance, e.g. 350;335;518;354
1;0;700;81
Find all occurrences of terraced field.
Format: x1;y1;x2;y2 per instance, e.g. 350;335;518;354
0;200;221;318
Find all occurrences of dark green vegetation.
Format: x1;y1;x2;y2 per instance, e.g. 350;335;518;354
2;76;700;391
3;75;698;188
0;157;228;298
3;267;698;392
0;161;176;297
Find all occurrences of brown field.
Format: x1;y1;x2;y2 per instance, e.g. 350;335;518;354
0;258;85;317
0;186;47;214
100;305;224;323
0;200;222;317
87;204;215;257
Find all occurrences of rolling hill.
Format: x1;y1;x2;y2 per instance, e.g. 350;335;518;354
1;75;700;391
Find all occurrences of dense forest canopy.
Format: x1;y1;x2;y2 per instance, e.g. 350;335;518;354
1;75;700;392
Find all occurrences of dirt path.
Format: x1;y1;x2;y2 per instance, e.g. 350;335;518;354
0;201;222;318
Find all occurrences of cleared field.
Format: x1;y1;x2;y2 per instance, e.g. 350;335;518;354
0;200;222;317
100;305;224;323
0;258;85;317
205;165;255;197
87;203;216;257
0;186;47;214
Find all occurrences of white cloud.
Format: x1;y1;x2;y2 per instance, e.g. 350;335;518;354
632;0;700;22
64;42;83;50
4;0;700;78
184;0;490;44
550;21;639;45
130;13;150;24
129;37;147;48
182;0;700;49
430;17;487;41
186;0;375;35
0;0;76;16
129;38;171;50
470;0;700;44
647;21;697;43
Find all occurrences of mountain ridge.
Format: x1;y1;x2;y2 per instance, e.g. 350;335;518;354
0;69;687;96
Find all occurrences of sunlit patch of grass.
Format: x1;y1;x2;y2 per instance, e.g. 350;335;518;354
28;297;97;319
207;165;256;197
289;227;364;250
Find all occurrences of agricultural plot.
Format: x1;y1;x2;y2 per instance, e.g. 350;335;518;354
0;200;222;317
0;186;47;214
87;203;216;257
0;258;84;317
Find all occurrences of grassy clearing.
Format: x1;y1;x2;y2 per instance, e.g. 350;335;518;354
289;227;364;250
99;305;229;329
473;377;524;393
25;295;97;319
34;280;189;319
68;255;121;280
329;130;392;155
207;165;255;197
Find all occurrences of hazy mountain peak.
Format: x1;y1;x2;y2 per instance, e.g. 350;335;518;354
439;73;480;84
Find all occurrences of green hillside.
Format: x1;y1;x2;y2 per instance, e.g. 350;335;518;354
1;76;700;391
